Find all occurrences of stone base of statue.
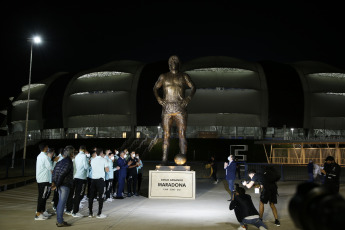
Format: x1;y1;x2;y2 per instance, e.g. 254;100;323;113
149;166;195;199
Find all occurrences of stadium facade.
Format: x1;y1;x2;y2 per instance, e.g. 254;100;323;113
3;56;345;141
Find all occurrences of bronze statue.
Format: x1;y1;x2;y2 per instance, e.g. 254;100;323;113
153;55;196;165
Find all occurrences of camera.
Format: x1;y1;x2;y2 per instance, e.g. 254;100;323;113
289;182;345;230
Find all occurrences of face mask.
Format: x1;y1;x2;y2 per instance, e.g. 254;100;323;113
131;153;135;158
228;157;231;161
111;156;115;160
136;156;139;159
86;153;90;158
115;151;119;155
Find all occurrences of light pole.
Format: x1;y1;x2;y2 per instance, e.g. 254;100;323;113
22;36;41;176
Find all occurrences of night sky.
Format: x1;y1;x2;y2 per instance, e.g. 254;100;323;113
1;1;344;109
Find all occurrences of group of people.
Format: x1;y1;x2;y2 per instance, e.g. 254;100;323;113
224;155;280;230
225;154;341;230
34;143;143;227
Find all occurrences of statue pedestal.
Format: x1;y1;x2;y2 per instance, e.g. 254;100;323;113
149;166;195;199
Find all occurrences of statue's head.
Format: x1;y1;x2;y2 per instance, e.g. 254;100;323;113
168;55;181;72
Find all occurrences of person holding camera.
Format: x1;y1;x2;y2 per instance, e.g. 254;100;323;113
230;186;268;230
321;156;341;193
242;169;280;227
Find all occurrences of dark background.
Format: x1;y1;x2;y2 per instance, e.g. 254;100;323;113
1;1;344;119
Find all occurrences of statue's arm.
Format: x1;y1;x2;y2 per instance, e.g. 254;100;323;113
153;74;165;106
183;73;196;105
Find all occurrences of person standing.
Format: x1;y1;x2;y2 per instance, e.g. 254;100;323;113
230;186;267;230
112;149;120;197
115;151;132;199
52;148;64;211
135;153;143;195
71;145;89;217
243;169;280;226
307;160;314;182
105;152;120;202
104;149;112;202
87;150;96;199
224;155;237;201
321;156;341;193
46;148;54;207
88;148;109;219
313;162;322;183
35;143;53;220
209;156;218;184
127;151;139;197
51;145;75;227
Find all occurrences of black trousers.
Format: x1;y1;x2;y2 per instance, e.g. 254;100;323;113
53;190;59;208
88;178;106;215
137;172;143;193
127;173;138;194
105;179;113;199
87;177;92;198
73;178;87;214
37;182;51;213
112;171;119;194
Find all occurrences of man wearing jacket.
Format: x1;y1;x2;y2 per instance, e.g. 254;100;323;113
230;186;267;230
321;155;341;193
52;145;75;227
224;155;236;201
115;151;132;199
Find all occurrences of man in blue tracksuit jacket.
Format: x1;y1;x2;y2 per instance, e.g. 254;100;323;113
115;151;132;199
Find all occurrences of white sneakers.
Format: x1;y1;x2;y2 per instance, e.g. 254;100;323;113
237;226;246;230
72;212;84;218
96;214;107;219
34;214;48;220
259;226;267;230
64;211;73;216
105;198;113;203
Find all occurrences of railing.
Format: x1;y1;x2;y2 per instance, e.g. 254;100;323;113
0;132;41;159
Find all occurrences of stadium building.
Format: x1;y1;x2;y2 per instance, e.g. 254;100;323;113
1;56;345;164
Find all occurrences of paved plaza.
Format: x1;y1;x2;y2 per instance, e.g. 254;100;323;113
1;176;344;230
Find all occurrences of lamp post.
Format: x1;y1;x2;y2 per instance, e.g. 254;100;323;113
22;36;41;176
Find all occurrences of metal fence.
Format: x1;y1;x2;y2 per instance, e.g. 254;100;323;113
0;158;36;179
234;162;345;183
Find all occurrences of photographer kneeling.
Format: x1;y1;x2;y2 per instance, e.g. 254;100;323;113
230;185;267;230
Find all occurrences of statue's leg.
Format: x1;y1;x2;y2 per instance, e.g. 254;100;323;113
162;113;173;164
175;113;187;155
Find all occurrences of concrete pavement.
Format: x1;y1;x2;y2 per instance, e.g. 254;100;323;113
1;177;344;230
